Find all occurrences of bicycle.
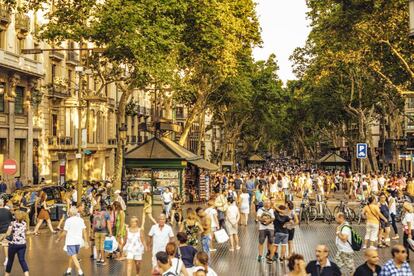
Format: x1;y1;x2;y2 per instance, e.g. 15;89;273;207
354;199;367;225
333;200;356;223
311;198;333;224
299;196;316;225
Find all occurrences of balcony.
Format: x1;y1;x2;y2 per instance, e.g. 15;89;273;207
47;136;75;150
49;50;64;62
0;49;43;77
66;51;79;65
15;13;30;39
0;5;10;31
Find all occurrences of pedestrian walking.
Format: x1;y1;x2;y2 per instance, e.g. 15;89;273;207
148;214;174;268
354;248;381;276
180;208;202;247
402;201;414;261
334;212;354;275
190;252;218;276
362;196;388;249
33;192;56;235
177;232;197;269
171;190;183;227
378;193;391;248
165;242;189;276
57;191;72;231
155;251;173;275
269;204;290;263
205;199;219;251
388;193;399;240
113;201;126;260
14;177;23;190
239;188;250;226
142;189;156;226
256;199;275;262
56;206;89;276
4;210;29;276
225;197;240;252
305;244;341;276
114;190;127;211
380;244;413;276
123;216;147;276
0;198;12;266
0;177;7;193
286;201;299;257
196;207;213;258
92;204;112;265
286;253;307;276
162;187;173;221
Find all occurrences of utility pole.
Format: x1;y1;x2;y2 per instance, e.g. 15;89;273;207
76;66;83;204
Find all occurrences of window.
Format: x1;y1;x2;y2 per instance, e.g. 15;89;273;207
15;86;24;114
51;64;56;83
408;98;414;109
34;43;40;61
52;114;58;136
67;69;72;90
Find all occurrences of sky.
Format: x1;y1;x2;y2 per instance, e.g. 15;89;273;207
253;0;311;84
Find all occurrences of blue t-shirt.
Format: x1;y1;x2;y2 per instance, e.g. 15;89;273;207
246;180;255;191
178;245;197;268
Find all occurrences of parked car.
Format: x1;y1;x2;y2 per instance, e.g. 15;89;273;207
12;185;67;224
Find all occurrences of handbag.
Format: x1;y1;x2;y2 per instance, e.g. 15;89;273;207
214;228;229;243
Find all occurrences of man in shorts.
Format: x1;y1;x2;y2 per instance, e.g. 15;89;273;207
92;205;112;265
256;199;275;262
56;207;89;276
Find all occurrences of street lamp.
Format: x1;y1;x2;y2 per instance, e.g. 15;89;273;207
410;0;414;37
119;124;128;200
75;65;84;203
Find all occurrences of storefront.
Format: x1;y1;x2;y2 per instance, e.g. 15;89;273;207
125;137;218;205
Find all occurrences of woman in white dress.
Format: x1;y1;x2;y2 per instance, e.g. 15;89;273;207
269;175;278;198
239;188;250;226
123;217;147;276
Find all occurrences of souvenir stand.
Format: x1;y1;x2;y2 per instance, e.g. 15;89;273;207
125;136;218;205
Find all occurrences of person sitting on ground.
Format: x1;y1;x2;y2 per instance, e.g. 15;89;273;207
380;244;413;276
354;248;381;276
306;244;341;276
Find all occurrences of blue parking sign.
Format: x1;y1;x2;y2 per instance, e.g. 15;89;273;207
356;143;367;159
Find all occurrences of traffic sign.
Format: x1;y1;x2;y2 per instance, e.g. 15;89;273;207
3;159;17;175
357;143;368;159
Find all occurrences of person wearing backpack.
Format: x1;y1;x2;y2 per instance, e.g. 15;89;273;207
334;212;355;275
92;205;112;265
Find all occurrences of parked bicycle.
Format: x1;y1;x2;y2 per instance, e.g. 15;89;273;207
311;198;333;224
333;200;356;223
299;195;316;225
354;199;367;225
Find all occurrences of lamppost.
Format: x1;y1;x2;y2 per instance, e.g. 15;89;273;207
119;124;128;200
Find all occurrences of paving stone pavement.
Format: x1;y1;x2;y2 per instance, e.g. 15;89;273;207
1;205;413;276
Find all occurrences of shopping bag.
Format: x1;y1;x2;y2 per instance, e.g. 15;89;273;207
214;229;229;243
104;236;118;253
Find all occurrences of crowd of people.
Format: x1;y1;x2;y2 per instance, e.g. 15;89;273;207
2;163;414;275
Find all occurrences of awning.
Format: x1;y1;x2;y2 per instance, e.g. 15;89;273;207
189;158;219;171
